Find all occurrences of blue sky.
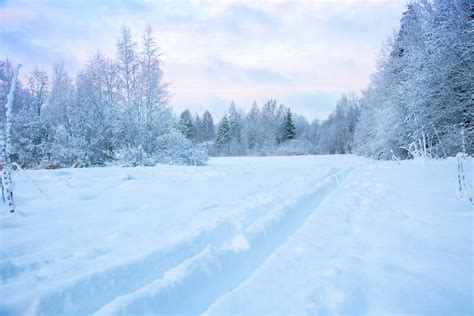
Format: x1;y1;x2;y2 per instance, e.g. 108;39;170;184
0;0;407;119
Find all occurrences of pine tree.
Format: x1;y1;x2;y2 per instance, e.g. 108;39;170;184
275;104;287;144
228;103;244;155
285;108;296;141
193;113;203;143
179;110;195;140
245;101;262;150
216;115;230;155
201;110;215;142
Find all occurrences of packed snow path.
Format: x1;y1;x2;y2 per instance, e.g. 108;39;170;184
0;156;472;315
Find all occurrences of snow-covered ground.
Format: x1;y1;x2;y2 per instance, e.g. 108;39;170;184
0;155;472;315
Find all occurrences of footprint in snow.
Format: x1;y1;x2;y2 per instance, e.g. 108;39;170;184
201;203;219;211
106;231;134;241
78;193;100;201
73;248;108;259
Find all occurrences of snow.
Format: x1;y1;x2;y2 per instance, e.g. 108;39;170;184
0;155;472;315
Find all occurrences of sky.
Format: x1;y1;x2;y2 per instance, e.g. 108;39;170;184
0;0;408;120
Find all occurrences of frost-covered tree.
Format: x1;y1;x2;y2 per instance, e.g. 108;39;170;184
216;115;231;155
284;108;296;141
116;26;140;148
137;24;169;153
275;104;287;145
413;0;473;156
228;103;244;155
307;119;320;153
1;63;20;213
193;113;203;143
13;67;50;166
3;25;204;168
320;94;359;154
179;110;195;141
42;64;78;165
201;110;215;142
354;0;473;158
260;100;278;149
27;67;48;117
354;3;423;159
155;129;208;166
245;101;263;152
208;101;315;156
117;26;138;110
293;114;310;140
75;55;120;165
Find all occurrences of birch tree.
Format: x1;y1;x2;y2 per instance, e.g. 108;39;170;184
1;64;20;213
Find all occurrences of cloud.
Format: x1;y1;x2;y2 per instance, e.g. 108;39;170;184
0;0;408;119
204;56;292;85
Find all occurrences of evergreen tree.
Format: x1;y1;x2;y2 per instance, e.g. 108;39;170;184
179;110;195;141
216;115;230;155
275;104;287;144
245;101;262;151
285;108;296;141
201;110;215;142
228;102;244;155
193;113;203;143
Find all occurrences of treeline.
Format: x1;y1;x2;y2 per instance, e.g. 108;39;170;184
353;0;473;159
0;23;360;168
176;95;359;157
0;26;209;168
0;46;359;168
1;0;471;168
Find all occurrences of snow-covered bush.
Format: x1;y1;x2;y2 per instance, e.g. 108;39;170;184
112;129;209;167
156;129;208;166
48;125;89;168
187;143;209;166
402;140;429;160
115;146;149;167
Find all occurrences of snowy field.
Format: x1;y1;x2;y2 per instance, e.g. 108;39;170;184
0;155;472;315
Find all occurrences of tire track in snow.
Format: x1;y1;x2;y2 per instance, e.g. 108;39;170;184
94;168;352;315
27;169;336;316
28;221;234;316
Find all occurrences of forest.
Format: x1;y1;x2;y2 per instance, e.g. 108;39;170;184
1;1;473;314
0;0;472;169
